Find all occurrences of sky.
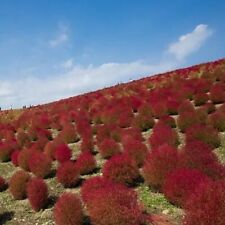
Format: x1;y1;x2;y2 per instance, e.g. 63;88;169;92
0;0;225;109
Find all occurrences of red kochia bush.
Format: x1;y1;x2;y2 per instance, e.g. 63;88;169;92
208;111;225;131
44;138;64;160
163;168;211;207
54;192;83;225
0;176;7;191
75;151;96;175
142;144;178;190
58;124;80;144
121;127;144;145
149;123;179;148
11;150;20;166
28;152;52;178
123;140;148;167
9;170;30;200
27;178;48;211
0;142;14;162
98;138;121;159
81;176;113;203
132;114;154;131
179;141;225;180
186;124;220;148
209;83;225;104
18;148;35;171
85;182;144;225
193;93;209;106
56;161;79;187
103;153;140;186
54;144;72;163
184;180;225;225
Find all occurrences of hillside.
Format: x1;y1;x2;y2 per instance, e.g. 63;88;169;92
0;58;225;225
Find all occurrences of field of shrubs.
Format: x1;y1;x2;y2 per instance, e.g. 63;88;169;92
0;58;225;225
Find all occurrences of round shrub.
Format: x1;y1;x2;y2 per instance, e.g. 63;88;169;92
54;144;72;163
9;170;30;200
85;183;144;225
54;192;83;225
149;123;179;148
11;150;20;166
131;114;154;131
179;141;224;180
27;178;48;211
18;148;35;171
209;83;225;104
103;153;140;186
81;176;113;203
56;161;79;187
44;139;64;160
177;100;195;114
0;176;7;191
185;124;220;148
163;168;211;207
158;115;176;128
76;151;96;175
142;144;178;190
121;127;144;145
98;138;121;159
28;152;52;178
58;124;80;144
184;180;225;225
193;93;209;106
123;139;148;167
208;111;225;131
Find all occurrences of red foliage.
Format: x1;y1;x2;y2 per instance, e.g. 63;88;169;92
18;148;35;171
209;83;225;104
163;168;211;207
149;123;179;148
177;100;195;114
103;153;140;186
158;115;176;128
98;138;121;159
151;101;168;118
85;182;145;225
27;178;48;211
81;176;113;203
0;176;7;191
11;150;20;166
53;192;83;225
0;141;14;162
184;180;225;225
75;151;96;175
132;114;154;131
123;139;148;167
9;170;30;200
28;152;52;178
56;161;79;187
193;93;209;106
58;124;80;144
80;137;94;152
121;127;144;145
142;144;178;190
54;144;72;163
208;111;225;131
44;138;64;160
178;141;225;180
185;124;220;148
16;129;31;148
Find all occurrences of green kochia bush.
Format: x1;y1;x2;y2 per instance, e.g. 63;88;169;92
54;192;83;225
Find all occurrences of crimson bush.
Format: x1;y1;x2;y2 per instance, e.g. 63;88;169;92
54;192;83;225
54;143;72;163
103;153;140;186
27;178;48;211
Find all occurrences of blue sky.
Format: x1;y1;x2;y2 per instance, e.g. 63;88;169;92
0;0;225;109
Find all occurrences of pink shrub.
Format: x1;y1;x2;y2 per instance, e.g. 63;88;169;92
54;144;72;163
56;161;79;187
142;144;178;190
149;123;179;148
27;178;48;211
98;138;121;159
76;151;96;175
54;192;83;225
184;180;225;225
28;152;52;178
103;153;140;186
9;170;30;200
163;168;211;207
